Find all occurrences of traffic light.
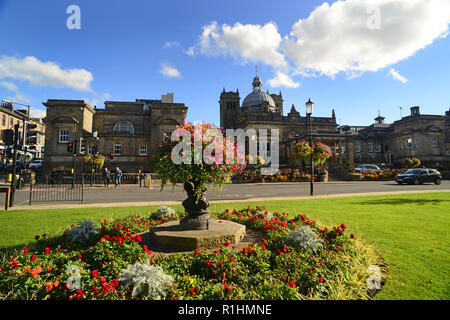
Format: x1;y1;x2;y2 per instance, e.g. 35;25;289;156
25;123;38;145
2;129;14;146
67;142;73;153
109;152;114;159
79;137;86;154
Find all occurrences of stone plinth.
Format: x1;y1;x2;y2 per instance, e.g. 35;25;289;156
149;220;246;251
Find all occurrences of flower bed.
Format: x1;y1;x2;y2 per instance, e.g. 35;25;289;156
0;206;380;300
242;168;318;183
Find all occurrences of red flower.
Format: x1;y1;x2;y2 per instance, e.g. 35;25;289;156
30;266;42;277
224;241;230;247
91;270;98;278
224;283;231;293
221;272;226;278
30;254;37;261
171;297;178;300
92;285;99;296
75;289;85;299
187;289;195;296
319;277;324;284
22;248;29;255
76;254;81;260
45;282;53;291
43;247;50;254
288;281;296;288
260;238;265;243
228;258;234;262
99;277;106;283
195;249;199;255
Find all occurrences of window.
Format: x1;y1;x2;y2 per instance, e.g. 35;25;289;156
375;144;381;153
88;146;93;155
113;121;134;134
1;115;5;126
355;143;361;153
59;130;69;143
432;137;438;147
139;146;147;156
10;117;13;126
368;143;374;153
114;143;122;155
446;150;450;156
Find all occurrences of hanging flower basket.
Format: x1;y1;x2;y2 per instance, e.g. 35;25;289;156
311;142;333;165
292;141;312;163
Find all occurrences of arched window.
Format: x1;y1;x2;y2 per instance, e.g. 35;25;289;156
113;121;134;134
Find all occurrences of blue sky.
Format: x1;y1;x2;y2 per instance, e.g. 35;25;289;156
0;0;449;126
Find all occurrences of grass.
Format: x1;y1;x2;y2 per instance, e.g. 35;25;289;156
1;192;449;300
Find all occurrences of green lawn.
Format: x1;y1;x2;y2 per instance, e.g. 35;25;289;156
1;192;449;300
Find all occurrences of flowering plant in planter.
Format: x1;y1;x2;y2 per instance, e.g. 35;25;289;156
292;141;312;163
81;154;105;170
311;142;332;165
150;122;246;199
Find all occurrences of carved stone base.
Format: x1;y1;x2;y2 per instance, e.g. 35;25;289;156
179;213;217;230
149;220;246;251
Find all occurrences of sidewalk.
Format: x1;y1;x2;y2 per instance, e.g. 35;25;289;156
7;189;450;211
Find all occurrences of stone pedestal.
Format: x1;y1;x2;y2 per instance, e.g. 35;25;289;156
149;220;246;251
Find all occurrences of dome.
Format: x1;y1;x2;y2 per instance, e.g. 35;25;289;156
242;76;276;111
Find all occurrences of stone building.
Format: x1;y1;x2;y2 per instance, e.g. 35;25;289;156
0;101;45;162
352;106;450;169
219;75;353;168
43;93;187;173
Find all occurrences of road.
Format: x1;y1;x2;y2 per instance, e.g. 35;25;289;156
2;180;450;209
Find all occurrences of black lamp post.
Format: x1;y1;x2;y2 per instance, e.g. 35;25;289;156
306;98;314;196
407;137;412;159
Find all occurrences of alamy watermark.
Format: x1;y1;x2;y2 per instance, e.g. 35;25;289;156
66;5;81;30
170;124;279;175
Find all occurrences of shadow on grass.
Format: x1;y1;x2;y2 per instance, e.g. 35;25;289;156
355;198;449;206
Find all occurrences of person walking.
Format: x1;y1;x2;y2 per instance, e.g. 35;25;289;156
114;167;122;188
102;167;110;187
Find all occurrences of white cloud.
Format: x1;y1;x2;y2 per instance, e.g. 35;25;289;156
6;92;32;105
184;46;196;57
268;71;300;88
388;68;408;83
86;92;111;108
284;0;450;77
198;21;288;69
29;107;46;119
163;41;180;48
0;55;93;91
1;80;18;91
159;62;181;78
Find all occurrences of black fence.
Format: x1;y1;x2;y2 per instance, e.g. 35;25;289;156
29;173;83;204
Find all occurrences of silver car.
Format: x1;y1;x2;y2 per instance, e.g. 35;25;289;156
29;159;44;171
355;164;381;173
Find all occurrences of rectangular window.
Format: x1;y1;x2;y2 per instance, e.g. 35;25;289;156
139;146;147;156
59;130;69;143
114;143;122;155
88;146;93;155
368;143;374;153
10;117;13;126
1;115;5;126
355;143;361;153
375;144;381;153
432;138;438;147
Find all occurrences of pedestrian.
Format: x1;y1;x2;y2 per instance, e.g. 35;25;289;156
102;167;110;187
114;167;122;188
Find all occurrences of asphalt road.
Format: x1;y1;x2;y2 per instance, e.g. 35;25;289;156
3;180;450;208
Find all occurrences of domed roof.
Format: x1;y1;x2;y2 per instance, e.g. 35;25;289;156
242;76;276;111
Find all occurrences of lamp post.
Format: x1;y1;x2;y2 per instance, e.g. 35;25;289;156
407;137;412;159
91;131;99;186
306;98;314;196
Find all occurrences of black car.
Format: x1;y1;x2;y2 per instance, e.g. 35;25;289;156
396;168;442;185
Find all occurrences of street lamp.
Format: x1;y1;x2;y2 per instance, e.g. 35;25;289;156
407;137;412;159
91;131;99;186
306;98;314;196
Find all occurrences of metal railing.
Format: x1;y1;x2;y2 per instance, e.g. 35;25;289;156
29;173;83;204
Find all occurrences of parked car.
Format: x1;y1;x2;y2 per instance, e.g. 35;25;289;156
29;159;44;171
396;168;442;185
355;164;381;173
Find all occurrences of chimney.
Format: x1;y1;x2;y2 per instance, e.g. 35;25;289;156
410;106;420;117
161;93;174;104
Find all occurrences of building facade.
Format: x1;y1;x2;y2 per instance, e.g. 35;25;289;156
43;93;188;173
0;101;46;162
219;75;353;168
220;75;450;171
352;106;450;169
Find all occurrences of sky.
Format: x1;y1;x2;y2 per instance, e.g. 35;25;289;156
0;0;450;126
